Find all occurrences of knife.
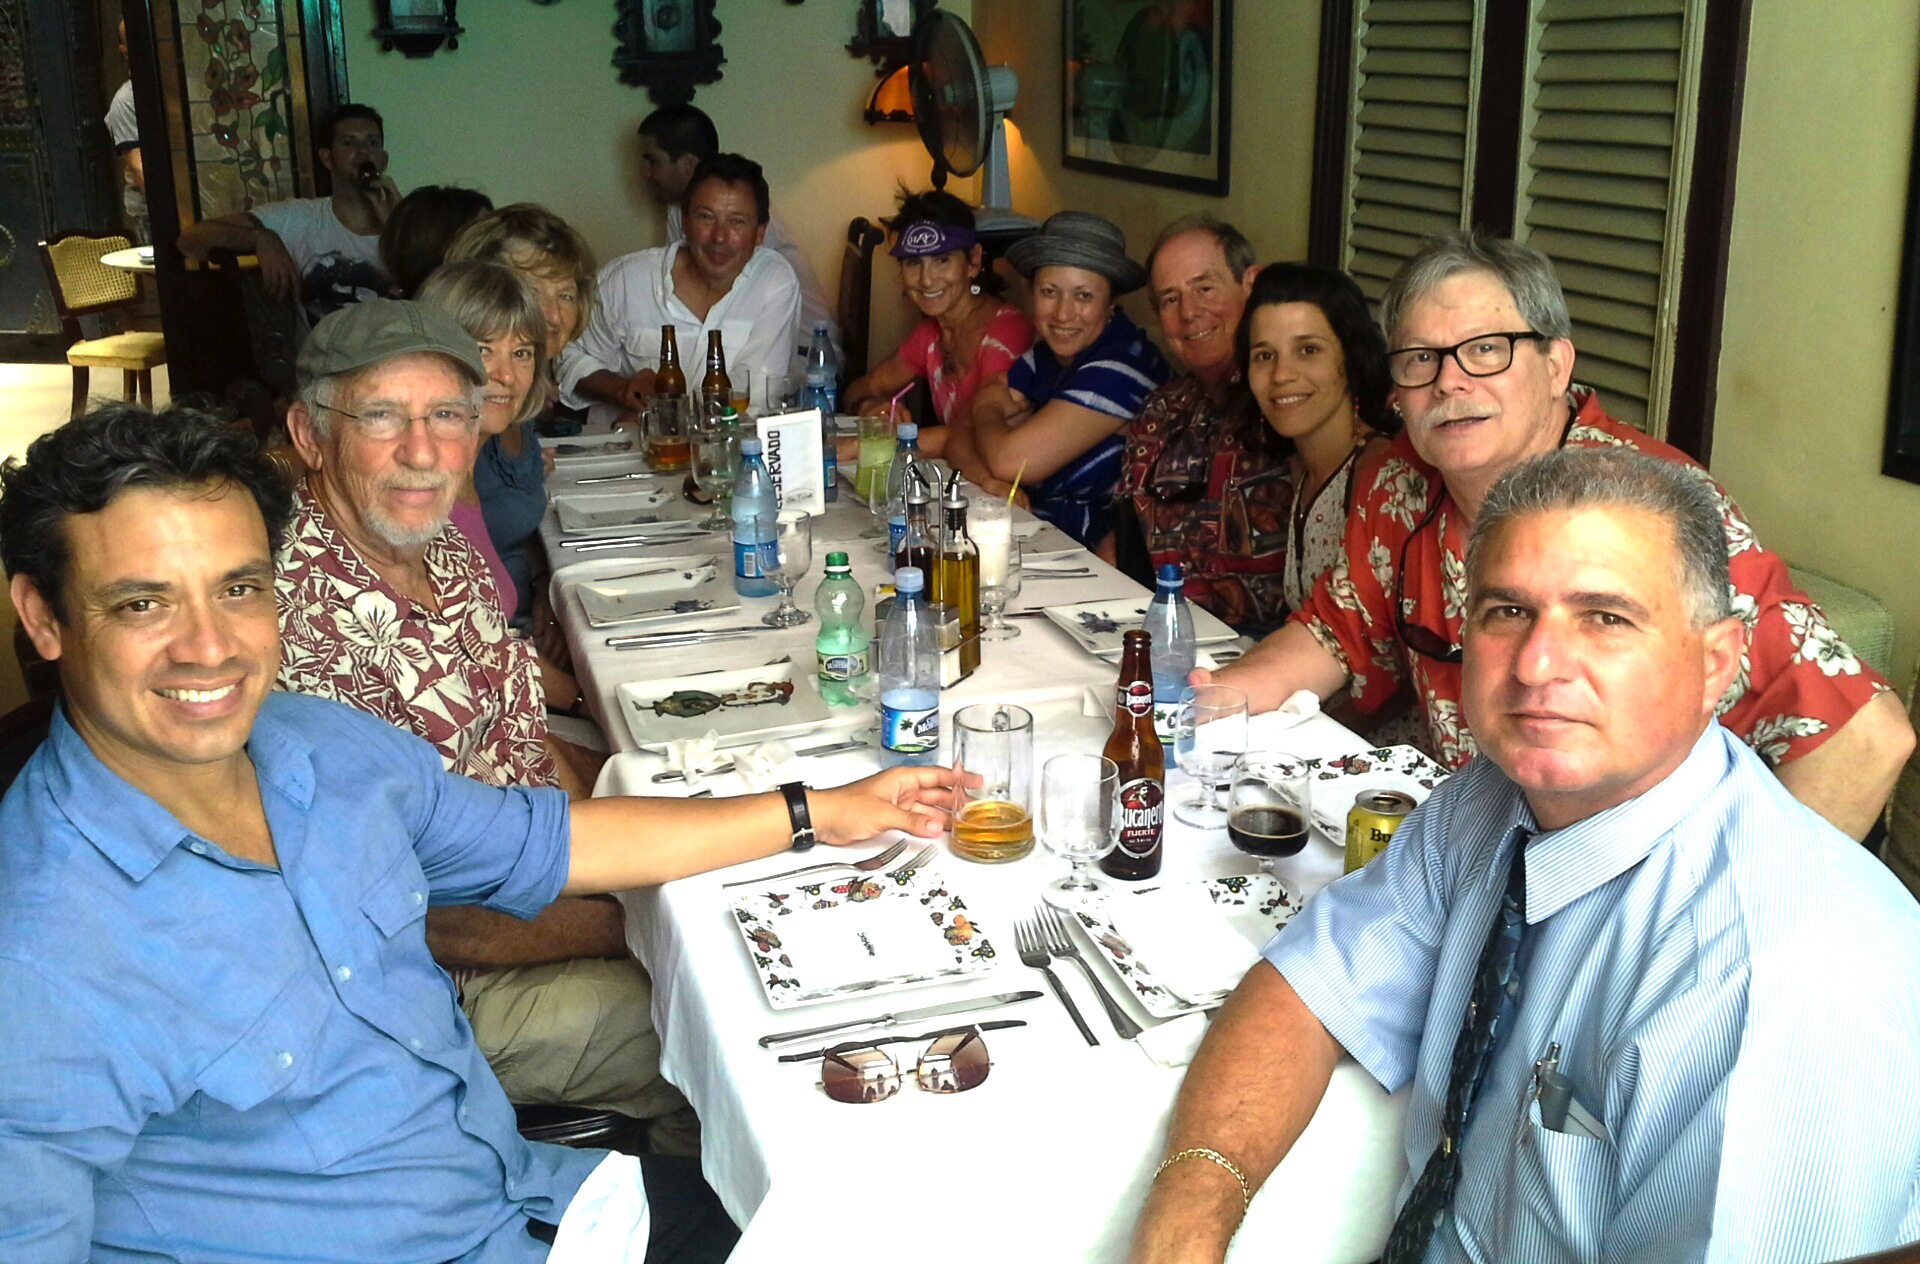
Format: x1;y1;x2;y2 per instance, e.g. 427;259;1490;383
652;738;869;782
757;990;1042;1048
775;1018;1028;1063
571;534;711;553
571;469;663;485
608;623;768;646
609;632;751;650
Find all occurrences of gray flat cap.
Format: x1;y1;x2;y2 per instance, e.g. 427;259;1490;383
297;298;486;386
1004;210;1148;296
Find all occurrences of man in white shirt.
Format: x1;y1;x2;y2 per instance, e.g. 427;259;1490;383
558;154;801;427
178;104;397;324
637;103;839;364
106;21;148;244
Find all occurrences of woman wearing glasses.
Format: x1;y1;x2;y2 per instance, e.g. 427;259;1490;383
962;211;1170;546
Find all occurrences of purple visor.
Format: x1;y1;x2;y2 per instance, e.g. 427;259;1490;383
889;220;977;259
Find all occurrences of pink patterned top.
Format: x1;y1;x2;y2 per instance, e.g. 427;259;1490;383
897;302;1034;427
275;484;558;789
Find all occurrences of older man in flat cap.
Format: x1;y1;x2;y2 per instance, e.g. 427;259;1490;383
961;210;1170;546
275;299;695;1150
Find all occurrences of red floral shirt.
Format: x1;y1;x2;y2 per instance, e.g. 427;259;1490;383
1293;390;1890;768
275;484;557;788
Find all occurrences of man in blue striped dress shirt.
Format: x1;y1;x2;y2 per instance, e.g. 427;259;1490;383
1131;448;1920;1262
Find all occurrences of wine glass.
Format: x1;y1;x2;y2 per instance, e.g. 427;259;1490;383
976;506;1022;641
690;416;738;530
760;511;814;628
1039;754;1120;908
1226;754;1311;874
1172;684;1249;829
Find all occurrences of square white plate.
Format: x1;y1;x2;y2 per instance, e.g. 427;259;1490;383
554;488;680;533
617;660;861;750
1043;597;1239;657
577;560;738;628
1068;874;1300;1017
1304;744;1451;840
730;864;1000;1009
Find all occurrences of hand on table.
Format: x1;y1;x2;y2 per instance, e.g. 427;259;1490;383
809;765;975;846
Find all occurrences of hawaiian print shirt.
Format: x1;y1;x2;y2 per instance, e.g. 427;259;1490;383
275;483;557;789
1115;374;1296;633
1293;389;1889;769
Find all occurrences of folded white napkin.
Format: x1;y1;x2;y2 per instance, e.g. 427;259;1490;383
549;1152;649;1262
1271;689;1323;727
1109;884;1261;1001
1135;1011;1210;1068
662;734;797;792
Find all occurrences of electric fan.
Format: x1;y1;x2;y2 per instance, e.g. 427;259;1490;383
908;10;1038;235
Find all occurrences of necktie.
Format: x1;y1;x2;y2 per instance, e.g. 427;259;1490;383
1380;828;1532;1264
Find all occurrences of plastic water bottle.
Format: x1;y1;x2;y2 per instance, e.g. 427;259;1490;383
1143;561;1197;741
814;551;870;707
806;323;840;504
876;566;940;766
731;436;778;598
883;422;926;574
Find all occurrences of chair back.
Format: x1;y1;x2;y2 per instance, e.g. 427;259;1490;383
38;232;141;329
208;248;306;398
837;217;886;381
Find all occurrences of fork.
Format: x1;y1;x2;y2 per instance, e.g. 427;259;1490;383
1038;904;1142;1039
1015;916;1099;1046
718;840;927;891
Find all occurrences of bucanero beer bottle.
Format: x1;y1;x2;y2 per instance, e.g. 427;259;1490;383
1101;630;1165;880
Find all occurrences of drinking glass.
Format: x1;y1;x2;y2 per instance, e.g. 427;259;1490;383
1039;754;1120;907
645;394;691;472
949;703;1034;863
1172;684;1250;829
974;500;1021;641
761;511;814;628
1226;754;1311;874
758;372;793;414
690;415;738;530
857;413;896;535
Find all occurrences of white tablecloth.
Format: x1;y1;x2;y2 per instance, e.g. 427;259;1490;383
545;450;1408;1261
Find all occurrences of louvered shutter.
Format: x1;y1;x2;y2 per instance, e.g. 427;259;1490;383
1513;0;1701;435
1341;0;1484;304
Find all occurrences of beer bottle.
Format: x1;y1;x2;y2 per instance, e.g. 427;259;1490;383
655;325;686;397
1101;630;1165;879
700;330;732;421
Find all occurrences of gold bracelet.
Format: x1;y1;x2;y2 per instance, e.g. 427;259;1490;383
1154;1146;1251;1211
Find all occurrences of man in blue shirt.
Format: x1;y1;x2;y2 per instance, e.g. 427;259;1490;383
1129;448;1920;1262
0;403;960;1261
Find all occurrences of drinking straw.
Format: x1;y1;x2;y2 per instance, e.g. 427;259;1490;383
887;380;914;427
1006;459;1027;506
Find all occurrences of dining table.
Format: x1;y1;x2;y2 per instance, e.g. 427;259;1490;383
539;427;1412;1262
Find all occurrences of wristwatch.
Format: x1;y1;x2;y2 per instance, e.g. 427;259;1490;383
778;781;816;851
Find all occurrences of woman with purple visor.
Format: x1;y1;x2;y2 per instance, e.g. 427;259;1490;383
844;189;1033;460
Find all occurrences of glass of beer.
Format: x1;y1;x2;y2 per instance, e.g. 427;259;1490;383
645;394;691;472
949;703;1034;863
1039;754;1120;907
1226;754;1311;874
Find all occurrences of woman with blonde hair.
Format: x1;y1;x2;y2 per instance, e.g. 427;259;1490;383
446;202;597;359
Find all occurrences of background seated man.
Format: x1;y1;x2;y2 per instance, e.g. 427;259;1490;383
842;188;1034;459
178;103;397;324
637;103;838;364
559;154;799;429
1201;230;1912;839
1131;449;1920;1264
0;401;958;1259
963;210;1169;546
274;299;684;1147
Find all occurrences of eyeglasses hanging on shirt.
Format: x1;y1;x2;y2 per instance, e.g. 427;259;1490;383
1394;488;1464;665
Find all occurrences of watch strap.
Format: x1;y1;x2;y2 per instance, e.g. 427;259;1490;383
779;781;816;851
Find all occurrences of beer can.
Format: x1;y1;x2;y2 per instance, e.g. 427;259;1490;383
1344;790;1417;874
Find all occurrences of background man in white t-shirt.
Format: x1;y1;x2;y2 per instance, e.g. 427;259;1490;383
105;21;148;245
178;103;398;324
637;102;838;365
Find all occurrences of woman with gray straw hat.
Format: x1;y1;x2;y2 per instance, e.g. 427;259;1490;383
960;210;1169;546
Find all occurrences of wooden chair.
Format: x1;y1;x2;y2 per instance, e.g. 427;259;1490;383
38;231;168;420
836;217;887;382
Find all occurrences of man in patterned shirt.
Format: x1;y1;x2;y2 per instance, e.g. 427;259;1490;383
1203;231;1912;838
1107;215;1296;633
277;299;694;1149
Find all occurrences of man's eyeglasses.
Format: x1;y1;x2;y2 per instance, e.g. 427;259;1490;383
788;1024;1006;1104
1393;491;1463;665
1387;331;1548;389
314;402;478;442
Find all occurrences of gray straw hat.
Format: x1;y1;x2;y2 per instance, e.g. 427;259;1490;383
1004;211;1148;297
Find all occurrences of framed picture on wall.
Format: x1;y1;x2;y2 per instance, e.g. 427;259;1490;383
613;0;725;105
1062;0;1232;196
1887;84;1920;483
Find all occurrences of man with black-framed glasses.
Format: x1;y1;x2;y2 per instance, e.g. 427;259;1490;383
1200;230;1912;840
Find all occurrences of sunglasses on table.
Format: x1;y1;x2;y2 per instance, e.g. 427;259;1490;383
784;1022;1019;1104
